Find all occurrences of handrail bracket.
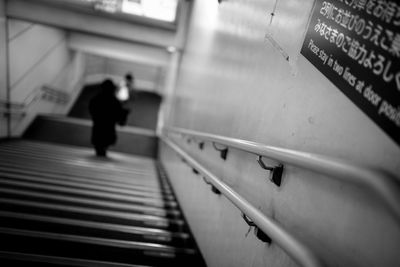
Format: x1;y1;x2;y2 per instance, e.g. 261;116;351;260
213;142;229;160
242;213;272;244
257;156;284;187
198;142;205;150
203;177;221;195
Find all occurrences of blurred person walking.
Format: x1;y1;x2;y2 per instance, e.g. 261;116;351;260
89;79;129;157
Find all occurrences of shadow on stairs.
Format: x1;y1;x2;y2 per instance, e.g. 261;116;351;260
0;139;207;267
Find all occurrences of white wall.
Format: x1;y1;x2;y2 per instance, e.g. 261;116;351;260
157;50;181;134
0;0;6;101
160;1;400;267
0;0;8;137
8;19;86;136
83;53;165;93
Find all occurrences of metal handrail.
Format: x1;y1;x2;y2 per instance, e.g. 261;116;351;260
0;109;26;117
165;127;400;223
41;85;71;105
161;136;324;267
0;84;72;111
0;100;26;118
0;99;25;109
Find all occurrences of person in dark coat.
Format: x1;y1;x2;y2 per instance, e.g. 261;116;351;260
89;79;129;157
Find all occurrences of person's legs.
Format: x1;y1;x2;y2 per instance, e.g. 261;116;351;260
95;146;107;157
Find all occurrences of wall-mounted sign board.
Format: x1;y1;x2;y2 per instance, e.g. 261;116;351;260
301;0;400;146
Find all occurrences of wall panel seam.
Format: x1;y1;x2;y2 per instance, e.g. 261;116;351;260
8;23;34;42
10;36;67;90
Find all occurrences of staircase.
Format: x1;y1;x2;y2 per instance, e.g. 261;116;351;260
0;139;206;267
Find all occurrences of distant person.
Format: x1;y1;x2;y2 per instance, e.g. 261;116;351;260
116;72;137;103
89;79;129;157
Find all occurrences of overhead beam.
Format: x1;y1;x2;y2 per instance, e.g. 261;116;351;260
68;33;170;67
6;0;188;49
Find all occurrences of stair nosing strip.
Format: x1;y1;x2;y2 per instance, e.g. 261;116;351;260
0;164;164;191
0;171;173;201
0;153;157;177
0;178;176;207
0;198;184;226
0;227;195;254
0;251;154;267
0;211;189;238
0;187;177;217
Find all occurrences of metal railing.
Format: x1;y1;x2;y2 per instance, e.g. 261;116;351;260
165;127;400;223
0;85;72;116
41;85;70;105
0;99;26;118
161;136;324;267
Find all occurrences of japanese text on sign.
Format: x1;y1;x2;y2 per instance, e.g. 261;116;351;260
301;0;400;146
